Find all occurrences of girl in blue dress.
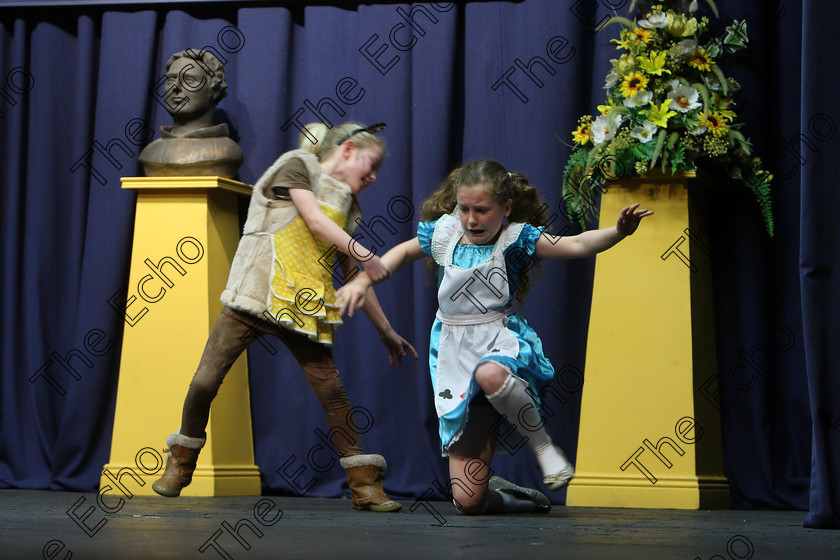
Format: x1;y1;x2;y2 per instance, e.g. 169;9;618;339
337;159;652;514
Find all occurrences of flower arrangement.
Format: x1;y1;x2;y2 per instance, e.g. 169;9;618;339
562;0;774;235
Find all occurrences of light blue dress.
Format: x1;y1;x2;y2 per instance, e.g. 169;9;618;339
418;215;556;454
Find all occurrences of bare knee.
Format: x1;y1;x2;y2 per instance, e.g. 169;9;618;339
453;488;486;515
474;362;509;395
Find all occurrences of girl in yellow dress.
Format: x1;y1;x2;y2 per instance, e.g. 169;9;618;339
153;122;417;512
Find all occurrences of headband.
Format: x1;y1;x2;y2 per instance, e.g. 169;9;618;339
337;122;387;146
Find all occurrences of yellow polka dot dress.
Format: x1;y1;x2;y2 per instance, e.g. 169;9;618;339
267;203;347;345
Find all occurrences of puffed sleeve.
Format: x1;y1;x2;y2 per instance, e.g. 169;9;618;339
504;223;545;259
417;220;436;256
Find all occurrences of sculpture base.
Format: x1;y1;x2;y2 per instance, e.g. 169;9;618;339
566;172;730;510
100;463;262;498
101;177;260;497
568;473;730;509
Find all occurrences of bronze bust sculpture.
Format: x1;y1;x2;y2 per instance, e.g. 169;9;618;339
139;49;243;178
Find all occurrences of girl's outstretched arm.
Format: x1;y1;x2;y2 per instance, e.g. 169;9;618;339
535;203;653;260
289;187;392;282
336;237;424;316
338;256;419;367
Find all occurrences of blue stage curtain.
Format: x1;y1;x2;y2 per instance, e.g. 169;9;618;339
1;0;836;527
700;0;810;511
799;0;840;530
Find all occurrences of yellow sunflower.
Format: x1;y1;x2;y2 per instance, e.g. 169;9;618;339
572;122;592;145
632;27;654;43
688;48;712;72
699;112;729;136
620;72;649;98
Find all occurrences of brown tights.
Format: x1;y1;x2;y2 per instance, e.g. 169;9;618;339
179;306;363;457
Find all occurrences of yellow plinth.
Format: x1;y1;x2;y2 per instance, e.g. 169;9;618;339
101;176;261;496
567;172;730;509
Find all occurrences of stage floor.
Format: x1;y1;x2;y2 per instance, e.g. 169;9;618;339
1;490;836;559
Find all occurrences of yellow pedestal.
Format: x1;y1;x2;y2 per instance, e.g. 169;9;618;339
566;172;730;509
101;176;261;497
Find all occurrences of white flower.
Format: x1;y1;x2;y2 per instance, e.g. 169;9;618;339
591;113;624;145
638;12;669;29
667;84;701;112
674;39;697;57
666;78;680;90
703;73;722;91
630;121;658;143
623;90;652;108
689;125;707;135
689;0;699;13
604;69;620;89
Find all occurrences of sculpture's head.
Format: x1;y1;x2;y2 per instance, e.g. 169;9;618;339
163;49;228;120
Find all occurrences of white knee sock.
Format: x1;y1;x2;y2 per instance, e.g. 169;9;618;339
486;374;571;477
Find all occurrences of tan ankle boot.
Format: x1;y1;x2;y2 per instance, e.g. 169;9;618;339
340;454;402;512
152;432;206;497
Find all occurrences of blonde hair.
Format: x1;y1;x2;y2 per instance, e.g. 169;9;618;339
298;122;386;161
421;160;548;305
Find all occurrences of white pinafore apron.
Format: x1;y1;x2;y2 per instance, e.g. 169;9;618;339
432;218;526;419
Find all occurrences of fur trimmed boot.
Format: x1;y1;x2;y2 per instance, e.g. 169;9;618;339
340;454;403;512
152;431;206;497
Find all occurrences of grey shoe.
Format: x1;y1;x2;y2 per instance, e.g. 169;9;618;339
488;475;551;514
543;464;575;491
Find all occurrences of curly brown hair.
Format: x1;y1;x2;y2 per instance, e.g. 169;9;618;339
421;160;549;305
166;49;228;103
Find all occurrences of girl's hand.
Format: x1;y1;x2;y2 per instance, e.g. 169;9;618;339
336;281;368;317
616;203;654;237
362;255;392;284
378;327;419;367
